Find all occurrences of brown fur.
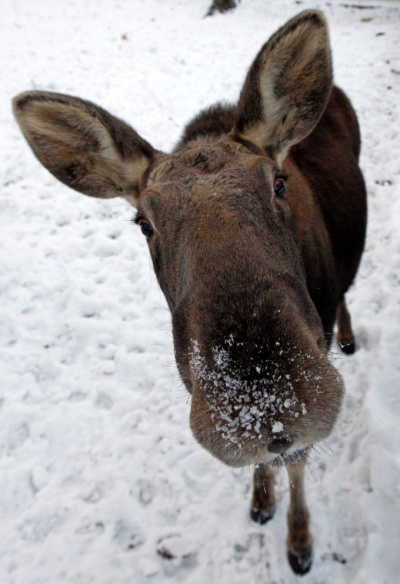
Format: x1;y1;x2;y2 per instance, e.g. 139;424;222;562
13;10;367;575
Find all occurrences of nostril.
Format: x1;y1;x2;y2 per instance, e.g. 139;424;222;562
267;432;293;454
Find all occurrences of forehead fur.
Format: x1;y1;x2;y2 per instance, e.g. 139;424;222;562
145;138;273;189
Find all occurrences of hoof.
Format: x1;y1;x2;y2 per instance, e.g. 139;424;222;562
339;340;356;355
287;548;313;576
250;506;275;525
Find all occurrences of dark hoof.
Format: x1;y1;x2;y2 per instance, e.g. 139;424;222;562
339;340;356;355
287;548;313;576
250;506;275;525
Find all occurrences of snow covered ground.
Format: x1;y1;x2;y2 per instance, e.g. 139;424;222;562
1;0;400;582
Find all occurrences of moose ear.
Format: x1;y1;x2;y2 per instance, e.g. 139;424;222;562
234;10;332;166
12;91;157;206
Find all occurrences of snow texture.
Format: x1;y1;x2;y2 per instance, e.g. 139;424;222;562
1;1;400;583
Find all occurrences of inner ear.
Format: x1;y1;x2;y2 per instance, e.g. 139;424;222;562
233;10;332;165
13;91;157;205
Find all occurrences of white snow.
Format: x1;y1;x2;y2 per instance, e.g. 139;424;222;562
272;422;284;434
1;1;400;583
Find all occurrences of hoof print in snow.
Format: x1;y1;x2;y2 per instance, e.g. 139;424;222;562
83;486;105;504
76;521;105;536
157;535;197;567
114;520;145;551
287;548;313;576
138;480;154;506
332;552;347;565
322;551;347;565
375;179;392;186
234;534;265;562
94;392;114;410
157;545;175;560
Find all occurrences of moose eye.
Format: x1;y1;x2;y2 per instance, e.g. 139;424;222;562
274;178;286;198
138;219;154;239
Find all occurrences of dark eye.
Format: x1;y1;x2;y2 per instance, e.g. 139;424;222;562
139;219;154;239
274;178;286;198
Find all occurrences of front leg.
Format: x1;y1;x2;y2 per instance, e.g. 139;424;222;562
336;297;356;354
286;457;313;575
250;463;276;524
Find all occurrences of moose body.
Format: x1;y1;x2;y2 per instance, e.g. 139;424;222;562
13;10;366;575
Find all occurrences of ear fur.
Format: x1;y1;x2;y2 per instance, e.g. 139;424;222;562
13;91;156;205
234;10;332;165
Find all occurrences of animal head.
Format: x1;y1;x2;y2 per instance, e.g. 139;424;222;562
13;10;344;467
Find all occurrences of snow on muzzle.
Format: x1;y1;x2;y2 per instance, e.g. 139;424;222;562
188;340;345;467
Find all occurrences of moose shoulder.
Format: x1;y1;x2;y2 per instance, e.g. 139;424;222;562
13;10;367;576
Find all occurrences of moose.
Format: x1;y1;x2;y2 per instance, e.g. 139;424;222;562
13;10;367;576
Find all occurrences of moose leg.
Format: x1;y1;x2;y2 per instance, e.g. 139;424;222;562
336;298;356;354
250;464;276;524
286;458;313;575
